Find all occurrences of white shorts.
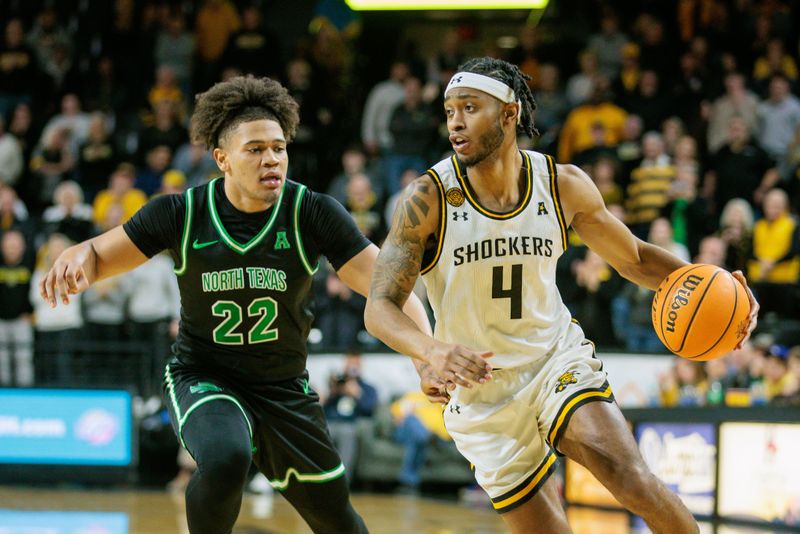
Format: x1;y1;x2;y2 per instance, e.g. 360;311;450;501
443;323;614;514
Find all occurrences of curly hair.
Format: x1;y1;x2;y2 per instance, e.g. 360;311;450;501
456;57;539;138
190;76;300;149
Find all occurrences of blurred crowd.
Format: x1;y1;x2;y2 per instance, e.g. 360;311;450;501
0;0;799;395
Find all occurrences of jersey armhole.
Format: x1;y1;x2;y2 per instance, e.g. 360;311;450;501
545;154;568;253
293;184;320;276
420;169;446;275
174;187;194;275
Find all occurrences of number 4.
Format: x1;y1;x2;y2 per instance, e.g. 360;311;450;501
492;264;522;319
212;297;279;345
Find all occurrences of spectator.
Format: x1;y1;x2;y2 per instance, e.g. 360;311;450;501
25;6;70;72
194;0;241;90
648;217;690;262
718;198;755;274
384;77;437;194
346;173;385;244
92;163;147;227
0;184;29;235
223;5;282;80
0;19;38;117
532;63;569;148
390;389;450;494
706;73;759;154
661;117;686;159
704;116;779;213
7;103;37;168
694;236;727;267
558;80;627;163
323;352;378;483
314;265;366;351
659;358;707;407
624;70;670;132
426;29;465;91
753;38;798;87
82;275;129;351
571;249;623;348
625;132;674;237
757;74;800;165
40;180;95;244
587;11;628;79
763;345;797;402
138;100;187;161
29;233;83;385
28;126;75;214
137;145;173;197
383;168;418;230
77;114;119;202
591;157;623;206
39;93;91;160
147;65;186;120
327;146;382;206
0;229;34;386
704;357;728;405
172;142;218;188
673;51;709;138
565;49;600;107
361;61;409;157
611;42;642;105
154;10;194;94
615;114;644;187
0;115;23;187
748;188;799;316
661;165;712;258
613;281;665;353
157;169;187;196
127;251;180;396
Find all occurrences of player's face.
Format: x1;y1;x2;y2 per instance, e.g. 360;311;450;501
444;90;506;167
217;119;288;208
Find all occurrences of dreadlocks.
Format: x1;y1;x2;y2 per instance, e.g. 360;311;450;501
456;57;539;138
191;75;300;150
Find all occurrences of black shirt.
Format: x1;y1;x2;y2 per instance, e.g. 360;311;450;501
123;178;370;383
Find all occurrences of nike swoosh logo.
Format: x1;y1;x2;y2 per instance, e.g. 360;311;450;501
192;239;218;250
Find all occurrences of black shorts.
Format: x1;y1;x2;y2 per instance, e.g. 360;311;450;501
163;357;345;491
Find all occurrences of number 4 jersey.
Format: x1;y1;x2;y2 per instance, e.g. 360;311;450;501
421;151;574;369
123;178;369;384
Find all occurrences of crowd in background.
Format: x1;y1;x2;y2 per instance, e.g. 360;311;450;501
0;0;799;409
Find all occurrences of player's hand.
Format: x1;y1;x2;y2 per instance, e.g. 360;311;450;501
731;270;759;350
418;363;452;404
426;342;492;388
39;243;95;307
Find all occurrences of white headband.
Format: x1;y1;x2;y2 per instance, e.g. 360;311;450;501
446;72;521;124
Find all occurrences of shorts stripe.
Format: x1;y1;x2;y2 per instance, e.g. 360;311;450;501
491;450;558;513
547;381;614;453
269;462;346;491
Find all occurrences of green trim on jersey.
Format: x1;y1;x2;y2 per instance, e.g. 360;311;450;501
207;177;286;255
269;462;346;491
174;187;195;275
293;184;319;275
164;365;255;453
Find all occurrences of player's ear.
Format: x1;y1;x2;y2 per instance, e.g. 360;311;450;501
213;147;230;173
503;102;519;125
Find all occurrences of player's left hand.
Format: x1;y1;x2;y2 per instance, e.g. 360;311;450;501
418;365;453;404
731;270;759;350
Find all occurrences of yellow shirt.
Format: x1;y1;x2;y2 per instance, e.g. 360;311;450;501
195;1;241;62
391;391;450;441
748;214;800;283
92;189;148;226
558;103;628;163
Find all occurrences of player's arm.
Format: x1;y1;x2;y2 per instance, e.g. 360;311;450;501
365;175;492;389
559;163;687;290
39;227;148;307
559;163;759;346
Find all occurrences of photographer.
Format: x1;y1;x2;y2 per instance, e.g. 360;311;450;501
323;352;378;483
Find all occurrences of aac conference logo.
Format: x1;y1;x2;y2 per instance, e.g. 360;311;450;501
75;409;119;446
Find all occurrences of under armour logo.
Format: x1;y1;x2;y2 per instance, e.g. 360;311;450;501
449;404;461;414
537;202;549;216
450;75;462;85
452;211;468;221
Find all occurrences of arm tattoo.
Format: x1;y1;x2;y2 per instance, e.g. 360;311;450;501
370;179;435;306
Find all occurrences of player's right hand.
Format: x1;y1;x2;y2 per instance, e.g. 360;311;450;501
39;243;94;308
426;342;493;388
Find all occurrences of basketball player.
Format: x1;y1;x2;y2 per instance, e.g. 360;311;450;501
38;76;489;534
365;57;759;533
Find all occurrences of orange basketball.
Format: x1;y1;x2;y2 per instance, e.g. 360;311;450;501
651;264;751;361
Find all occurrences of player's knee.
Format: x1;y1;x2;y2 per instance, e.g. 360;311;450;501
611;461;658;506
196;439;252;492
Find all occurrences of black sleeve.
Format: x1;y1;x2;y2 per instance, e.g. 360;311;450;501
300;190;371;271
122;193;185;258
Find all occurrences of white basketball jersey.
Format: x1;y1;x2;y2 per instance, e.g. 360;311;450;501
421;151;574;368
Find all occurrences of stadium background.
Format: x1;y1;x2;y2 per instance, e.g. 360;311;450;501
0;0;799;532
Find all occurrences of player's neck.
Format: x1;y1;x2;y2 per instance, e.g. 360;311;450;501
222;177;277;213
466;144;523;207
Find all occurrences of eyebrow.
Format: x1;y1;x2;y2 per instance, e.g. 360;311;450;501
444;92;483;103
243;138;286;145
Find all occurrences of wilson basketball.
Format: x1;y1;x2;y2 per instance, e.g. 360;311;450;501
651;264;750;361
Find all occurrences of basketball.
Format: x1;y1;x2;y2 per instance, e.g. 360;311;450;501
652;264;751;361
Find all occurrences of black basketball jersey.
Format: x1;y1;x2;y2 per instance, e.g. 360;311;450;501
171;178;319;382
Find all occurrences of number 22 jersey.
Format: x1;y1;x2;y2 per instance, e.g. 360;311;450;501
421;151;575;368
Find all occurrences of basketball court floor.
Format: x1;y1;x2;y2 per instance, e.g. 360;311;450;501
0;485;786;533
